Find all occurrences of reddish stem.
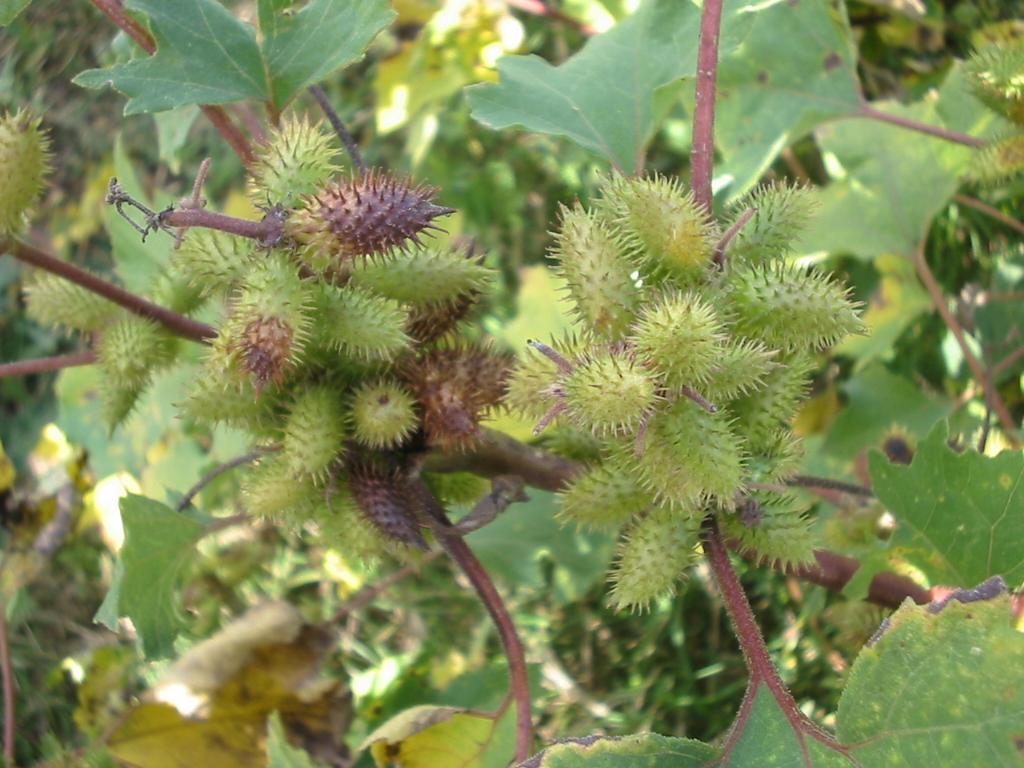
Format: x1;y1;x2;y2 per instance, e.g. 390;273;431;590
3;239;216;343
714;206;756;267
953;193;1024;237
690;0;725;212
704;517;845;761
161;208;282;242
0;351;97;379
89;0;255;165
857;104;986;148
913;242;1019;444
413;480;532;761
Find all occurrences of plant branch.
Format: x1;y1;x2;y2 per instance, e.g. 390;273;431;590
856;104;986;148
421;427;583;491
308;84;367;175
0;351;97;379
953;193;1024;236
425;431;936;609
175;451;267;512
160;207;285;244
89;0;255;165
690;0;725;212
993;344;1024;378
913;242;1019;443
2;239;216;343
412;480;533;762
714;206;756;267
331;551;444;624
703;516;845;760
786;474;874;498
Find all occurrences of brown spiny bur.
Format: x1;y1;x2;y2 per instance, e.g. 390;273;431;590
406;290;480;344
348;461;427;549
238;315;293;391
290;170;455;260
401;345;513;449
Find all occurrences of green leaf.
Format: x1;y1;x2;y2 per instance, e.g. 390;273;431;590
360;705;513;768
839;593;1024;764
0;0;31;25
869;422;1024;588
822;364;951;462
714;0;861;199
834;254;931;369
109;495;204;658
518;734;717;766
718;686;852;767
796;102;974;260
74;0;394;114
74;0;267;114
259;0;396;109
467;0;753;173
154;106;200;174
267;712;325;768
466;491;613;604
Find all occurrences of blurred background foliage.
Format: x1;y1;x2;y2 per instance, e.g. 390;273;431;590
0;0;1022;765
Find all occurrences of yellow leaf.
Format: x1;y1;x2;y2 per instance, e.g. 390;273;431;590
107;603;351;768
361;704;513;768
0;440;14;493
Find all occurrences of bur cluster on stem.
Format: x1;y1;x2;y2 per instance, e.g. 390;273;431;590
507;175;865;611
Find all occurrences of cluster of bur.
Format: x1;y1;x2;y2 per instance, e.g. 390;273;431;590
19;116;510;561
507;177;864;611
967;37;1024;184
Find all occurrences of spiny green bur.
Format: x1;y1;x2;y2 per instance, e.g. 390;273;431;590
281;385;347;482
24;272;118;333
631;291;724;388
351;247;492;306
549;203;643;340
563;350;659;436
597;175;715;285
350;380;418;449
249;116;341;208
609;508;701;612
0;110;51;235
508;175;864;610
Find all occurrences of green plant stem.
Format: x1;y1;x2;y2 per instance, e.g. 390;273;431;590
308;84;367;174
953;193;1024;236
703;516;848;761
88;0;255;165
690;0;725;212
0;351;97;378
856;104;986;148
413;480;533;762
2;239;216;343
913;241;1020;444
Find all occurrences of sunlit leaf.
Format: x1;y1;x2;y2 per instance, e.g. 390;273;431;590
74;0;393;113
361;704;513;768
108;603;351;767
839;592;1024;764
99;494;204;658
715;0;861;199
467;0;754;173
517;733;717;767
869;422;1024;588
